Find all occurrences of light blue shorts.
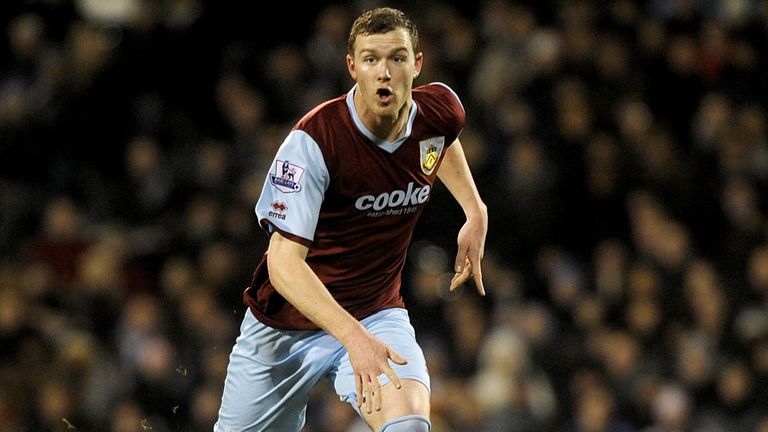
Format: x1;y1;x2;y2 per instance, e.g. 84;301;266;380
214;307;429;432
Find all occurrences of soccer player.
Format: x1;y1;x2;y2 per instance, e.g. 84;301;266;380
214;6;487;432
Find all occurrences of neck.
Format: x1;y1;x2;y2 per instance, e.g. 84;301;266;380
386;101;410;141
355;91;411;141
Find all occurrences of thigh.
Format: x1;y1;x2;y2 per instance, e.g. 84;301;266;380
215;310;344;432
362;379;430;431
331;308;431;418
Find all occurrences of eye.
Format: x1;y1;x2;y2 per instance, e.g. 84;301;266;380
394;52;412;63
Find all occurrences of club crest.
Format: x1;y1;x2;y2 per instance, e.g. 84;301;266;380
419;137;445;175
269;160;305;193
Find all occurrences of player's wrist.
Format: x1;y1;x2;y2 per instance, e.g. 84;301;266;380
334;318;369;348
465;201;488;223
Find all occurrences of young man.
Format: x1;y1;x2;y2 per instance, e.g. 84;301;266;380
215;7;487;432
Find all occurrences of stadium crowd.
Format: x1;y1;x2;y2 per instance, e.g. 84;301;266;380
1;0;768;431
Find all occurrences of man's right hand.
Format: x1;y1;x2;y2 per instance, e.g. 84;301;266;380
346;330;407;414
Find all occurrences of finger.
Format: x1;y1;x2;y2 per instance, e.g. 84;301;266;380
449;270;469;291
388;348;408;365
454;248;469;274
472;263;485;296
373;379;383;412
449;261;472;291
384;347;405;389
365;379;374;414
383;365;402;390
468;254;485;296
355;374;363;407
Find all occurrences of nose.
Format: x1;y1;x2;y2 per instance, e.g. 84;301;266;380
377;62;391;81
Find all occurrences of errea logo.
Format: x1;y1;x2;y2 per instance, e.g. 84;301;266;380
354;182;431;212
268;201;287;220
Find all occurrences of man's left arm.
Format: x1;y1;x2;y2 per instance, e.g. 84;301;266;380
437;138;488;295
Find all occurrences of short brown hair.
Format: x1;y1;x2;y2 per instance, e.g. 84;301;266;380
347;7;419;55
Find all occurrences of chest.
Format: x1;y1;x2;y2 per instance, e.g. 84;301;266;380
330;132;440;203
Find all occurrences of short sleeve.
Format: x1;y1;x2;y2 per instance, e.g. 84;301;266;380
429;81;465;138
255;130;329;244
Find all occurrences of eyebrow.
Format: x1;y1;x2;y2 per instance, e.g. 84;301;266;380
357;47;410;56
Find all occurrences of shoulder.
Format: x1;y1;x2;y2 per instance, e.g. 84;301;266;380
413;82;466;135
293;94;349;138
413;82;465;114
288;94;351;174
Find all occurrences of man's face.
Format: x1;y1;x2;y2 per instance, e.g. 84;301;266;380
347;28;423;120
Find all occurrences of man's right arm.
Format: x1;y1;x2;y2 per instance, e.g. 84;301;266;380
266;231;405;413
266;231;363;344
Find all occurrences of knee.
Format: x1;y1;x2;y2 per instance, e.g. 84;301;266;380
378;415;430;432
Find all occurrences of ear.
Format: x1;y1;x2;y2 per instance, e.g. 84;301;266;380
414;52;424;78
346;54;357;80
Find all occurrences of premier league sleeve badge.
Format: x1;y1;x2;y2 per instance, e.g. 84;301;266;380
269;160;305;193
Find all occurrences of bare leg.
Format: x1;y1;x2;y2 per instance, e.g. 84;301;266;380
361;379;430;431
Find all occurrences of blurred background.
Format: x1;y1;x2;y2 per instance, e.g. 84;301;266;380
1;0;768;431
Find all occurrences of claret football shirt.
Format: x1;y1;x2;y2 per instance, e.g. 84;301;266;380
245;82;465;330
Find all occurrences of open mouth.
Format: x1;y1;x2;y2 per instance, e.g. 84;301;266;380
376;88;393;103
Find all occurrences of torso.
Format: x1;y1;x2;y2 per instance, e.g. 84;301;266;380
246;82;465;330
